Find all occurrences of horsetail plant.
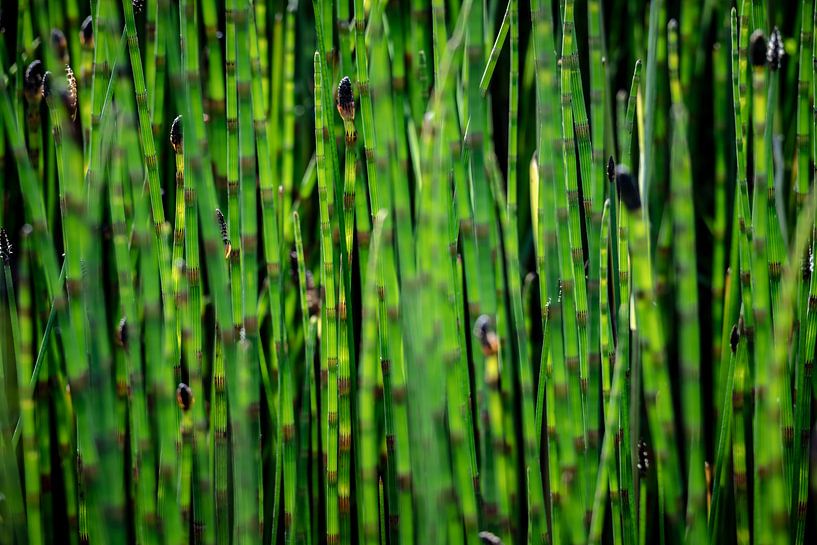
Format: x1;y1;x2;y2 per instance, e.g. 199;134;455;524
337;75;356;265
0;2;816;545
617;165;683;532
668;19;706;544
2;228;41;545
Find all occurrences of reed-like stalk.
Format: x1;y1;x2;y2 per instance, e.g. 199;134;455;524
0;269;26;543
731;7;756;352
765;163;817;545
385;130;415;545
503;1;546;542
110;89;158;545
248;11;283;519
709;320;738;541
597;199;623;545
201;0;227;189
747;28;783;545
359;212;387;545
176;0;237;538
792;16;817;537
23;60;43;179
150;0;166;139
668;20;705;542
238;1;263;539
617;166;683;530
559;9;591;489
177;4;214;542
280;3;296;242
352;0;382;406
1;50;86;543
739;0;751;156
314;50;340;545
2;228;41;545
369;20;414;542
586;0;606;481
478;1;509;95
712;40;728;376
587;292;630;545
797;0;814;212
225;0;242;338
732;319;751;545
170;115;186;375
337;262;351;544
467;0;502;528
796;84;817;545
45;64;114;544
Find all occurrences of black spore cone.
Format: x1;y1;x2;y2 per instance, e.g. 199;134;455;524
65;65;78;119
637;440;650;477
170;115;183;153
41;71;54;100
749;30;767;67
24;60;44;102
116;317;129;350
216;209;228;243
616;165;641;211
606;155;616;182
51;28;68;62
473;314;499;356
730;324;740;353
337;76;355;121
767;27;784;71
479;531;502;545
176;383;194;412
80;16;94;48
0;228;11;265
215;209;231;258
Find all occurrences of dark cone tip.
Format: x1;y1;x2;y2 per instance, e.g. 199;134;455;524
473;314;493;341
767;27;784;71
41;71;54;100
637;440;650;477
730;324;740;353
606;156;616;182
215;209;229;244
289;247;299;279
306;273;321;317
24;60;44;97
80;16;93;47
616;166;641;211
750;30;768;67
116;317;128;349
0;227;10;264
337;76;355;119
176;383;194;411
65;65;77;117
479;531;502;545
473;315;498;355
50;28;66;47
170;115;183;152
